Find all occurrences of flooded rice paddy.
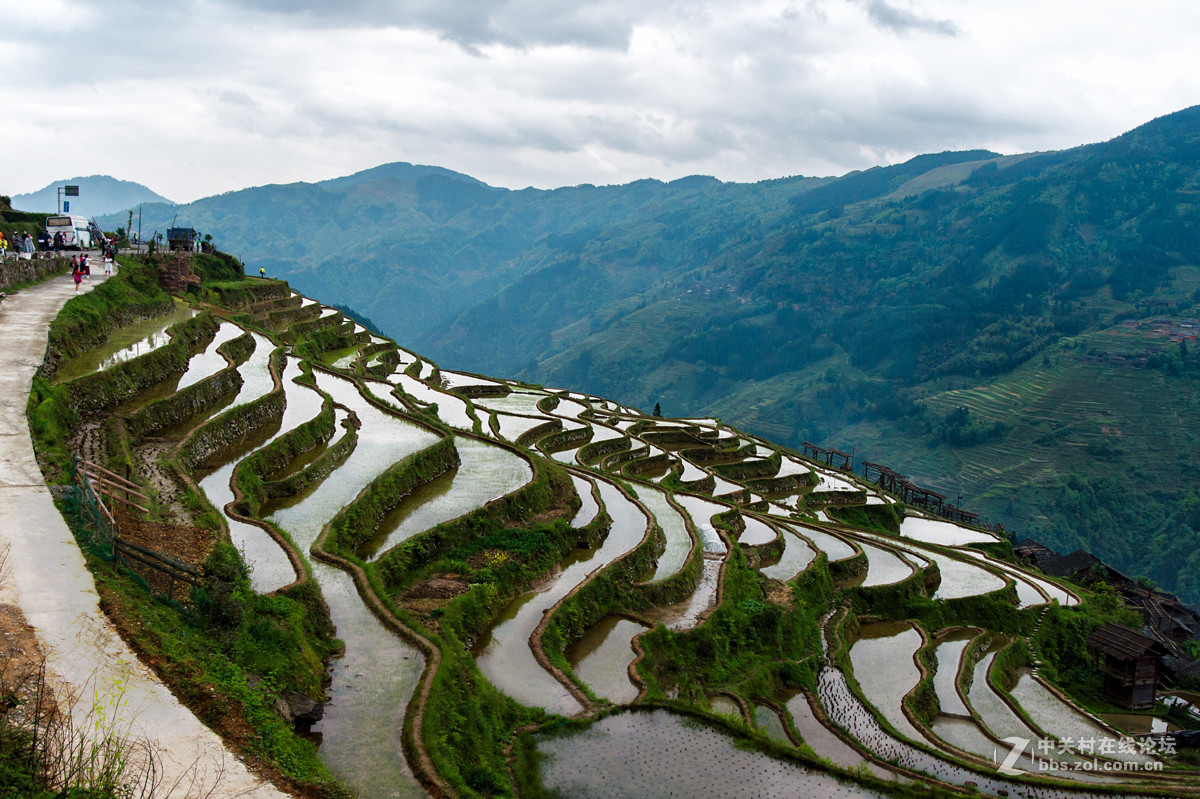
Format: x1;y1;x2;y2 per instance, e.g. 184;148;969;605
641;557;722;631
851;541;914;588
899;516;999;547
931;631;975;716
362;436;532;558
673;494;728;554
759;528;816;582
54;302;197;382
738;515;777;546
794;525;856;561
535;709;890;799
847;622;924;743
264;370;438;798
636;486;692;581
176;322;245;390
389;373;477;430
473;479;648;715
565;615;646;705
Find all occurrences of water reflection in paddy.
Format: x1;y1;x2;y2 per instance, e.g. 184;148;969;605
674;494;728;554
851;541;914;588
931;630;975;716
565;615;646;704
363;436;532;558
201;357;324;593
1009;671;1158;766
176;322;245;390
228;332;277;408
760;529;816;582
54;302;197;383
641;557;722;631
569;474;598;527
636;486;691;581
473;479;648;715
494;412;551;442
390;373;477;430
848;622;924;744
738;515;776;546
472;391;546;416
535;709;890;799
793;525;856;562
899;516;998;547
754;704;792;745
784;692;871;771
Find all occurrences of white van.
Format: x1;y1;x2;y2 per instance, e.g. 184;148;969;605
45;215;93;249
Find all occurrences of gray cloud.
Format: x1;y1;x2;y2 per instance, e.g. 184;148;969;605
854;0;959;36
215;0;642;50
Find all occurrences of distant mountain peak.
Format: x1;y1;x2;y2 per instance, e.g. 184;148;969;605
319;162;492;190
12;175;173;217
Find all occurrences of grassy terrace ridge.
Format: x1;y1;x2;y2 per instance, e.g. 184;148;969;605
20;247;1200;797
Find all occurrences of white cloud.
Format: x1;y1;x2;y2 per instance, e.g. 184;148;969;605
1;0;1198;202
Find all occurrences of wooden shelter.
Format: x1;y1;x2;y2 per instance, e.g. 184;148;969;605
1086;622;1164;709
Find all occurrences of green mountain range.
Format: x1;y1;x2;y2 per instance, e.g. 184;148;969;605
98;106;1200;601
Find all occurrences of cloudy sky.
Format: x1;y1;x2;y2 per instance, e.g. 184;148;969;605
4;0;1198;203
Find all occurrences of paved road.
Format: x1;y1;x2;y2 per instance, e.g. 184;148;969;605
0;267;288;798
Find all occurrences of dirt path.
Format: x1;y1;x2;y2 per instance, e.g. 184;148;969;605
0;268;289;798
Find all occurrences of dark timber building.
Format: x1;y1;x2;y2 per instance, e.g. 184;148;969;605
1086;622;1164;710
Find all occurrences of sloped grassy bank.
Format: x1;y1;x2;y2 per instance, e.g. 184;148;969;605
27;254;350;798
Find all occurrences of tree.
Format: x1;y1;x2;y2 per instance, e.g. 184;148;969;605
653;402;662;417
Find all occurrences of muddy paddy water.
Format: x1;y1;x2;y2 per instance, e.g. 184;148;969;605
565;615;647;704
473;479;648;716
53;302;197;383
535;709;889;798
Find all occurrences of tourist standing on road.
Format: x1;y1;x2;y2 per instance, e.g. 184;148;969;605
37;230;48;251
0;232;7;254
53;231;63;251
72;262;82;291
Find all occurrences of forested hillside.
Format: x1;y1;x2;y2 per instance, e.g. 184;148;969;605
100;107;1200;600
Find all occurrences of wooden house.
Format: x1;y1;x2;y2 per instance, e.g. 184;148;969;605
1086;622;1164;710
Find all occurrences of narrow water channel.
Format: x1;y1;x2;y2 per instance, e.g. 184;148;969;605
266;369;440;798
636;486;692;581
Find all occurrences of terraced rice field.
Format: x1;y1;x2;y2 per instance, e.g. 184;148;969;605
51;291;1155;799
